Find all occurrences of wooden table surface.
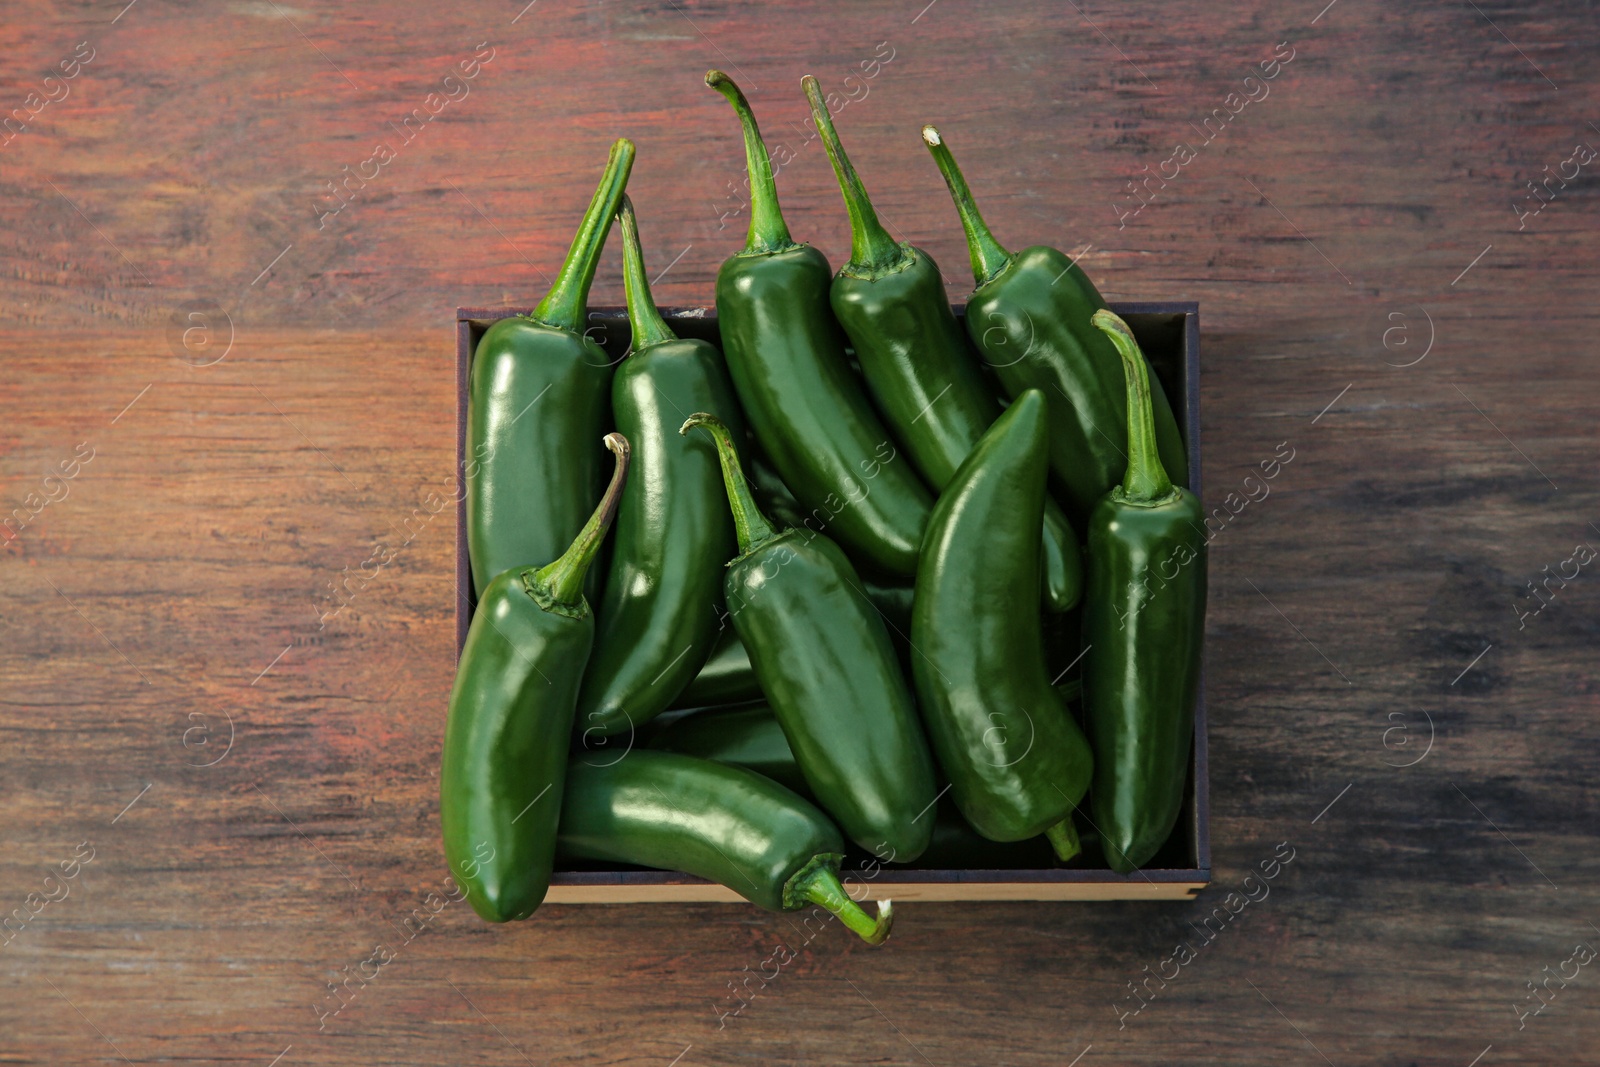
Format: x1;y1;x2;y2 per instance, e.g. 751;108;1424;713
3;1;1595;1063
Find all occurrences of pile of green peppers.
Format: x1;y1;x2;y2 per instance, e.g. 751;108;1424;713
440;72;1206;944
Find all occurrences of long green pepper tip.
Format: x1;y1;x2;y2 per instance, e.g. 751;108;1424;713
802;74;905;275
615;194;676;351
679;413;778;556
1044;816;1081;863
706;70;794;255
1091;310;1175;505
528;433;632;608
919;125;1011;287
532;138;636;334
789;860;895;946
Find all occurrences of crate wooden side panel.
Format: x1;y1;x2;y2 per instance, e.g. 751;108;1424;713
545;880;1205;903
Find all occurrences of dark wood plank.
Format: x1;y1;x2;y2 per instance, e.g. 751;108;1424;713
2;0;1597;1064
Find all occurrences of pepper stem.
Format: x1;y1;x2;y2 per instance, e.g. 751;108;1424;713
532;139;636;333
920;125;1011;287
616;195;676;351
528;434;631;607
803;75;906;275
790;861;894;946
680;413;778;556
1092;310;1175;505
706;71;794;255
1045;815;1081;862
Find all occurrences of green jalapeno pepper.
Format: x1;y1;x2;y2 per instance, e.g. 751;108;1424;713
920;126;1187;525
441;434;630;922
467;139;633;598
682;412;938;862
648;701;1075;869
706;72;932;577
911;390;1093;858
802;77;1081;611
1082;311;1206;873
575;197;744;741
559;750;893;944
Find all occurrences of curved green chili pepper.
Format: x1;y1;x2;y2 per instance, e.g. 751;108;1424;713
707;72;932;577
559;750;893;944
682;411;938;862
920;126;1187;525
576;196;744;740
441;434;630;922
803;77;1080;611
1082;311;1206;873
648;701;1078;869
467;139;634;597
911;390;1093;857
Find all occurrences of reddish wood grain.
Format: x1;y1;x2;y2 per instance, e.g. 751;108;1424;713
1;1;1598;1065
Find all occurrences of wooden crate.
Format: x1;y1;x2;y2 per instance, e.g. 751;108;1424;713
454;303;1209;901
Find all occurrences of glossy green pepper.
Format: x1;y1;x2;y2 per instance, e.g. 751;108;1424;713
559;750;893;944
648;701;1073;870
575;196;743;741
441;435;630;922
911;390;1093;857
803;77;1080;611
707;72;932;577
682;412;938;862
921;126;1187;525
1082;311;1206;873
467;139;633;598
